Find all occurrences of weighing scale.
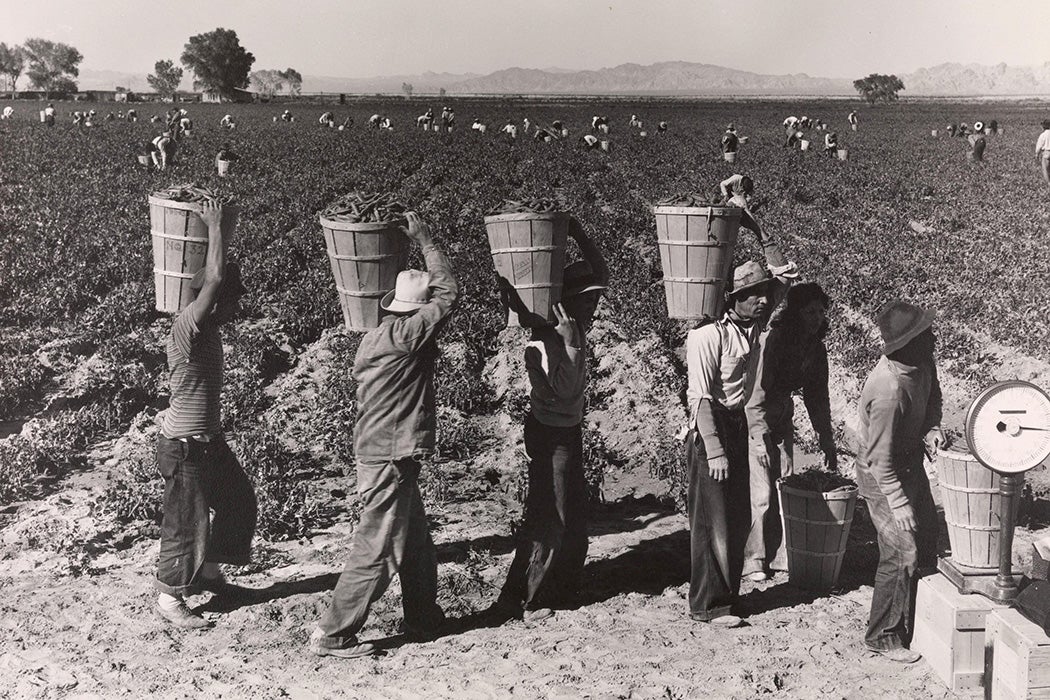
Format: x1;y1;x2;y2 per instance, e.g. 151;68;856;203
938;381;1050;602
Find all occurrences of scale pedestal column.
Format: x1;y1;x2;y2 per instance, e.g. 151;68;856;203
938;472;1024;602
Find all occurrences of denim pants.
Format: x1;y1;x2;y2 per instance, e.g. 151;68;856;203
315;458;443;647
744;402;795;575
687;409;750;620
856;463;938;651
499;415;588;612
154;435;257;596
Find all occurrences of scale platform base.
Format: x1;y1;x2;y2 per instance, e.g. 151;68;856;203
937;558;1022;602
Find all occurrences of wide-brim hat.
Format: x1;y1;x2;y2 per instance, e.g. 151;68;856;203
380;269;431;313
974;121;984;132
728;261;773;297
877;301;936;355
562;260;607;299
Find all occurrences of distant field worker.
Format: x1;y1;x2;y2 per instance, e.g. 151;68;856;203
1;106;12;119
968;123;987;162
591;115;607;131
368;113;383;129
281;109;293;123
220;114;235;130
743;283;837;582
495;220;608;625
946;123;957;138
657;121;668;133
580;133;600;149
416;109;433;130
823;131;839;154
848;110;859;130
151;131;177;170
856;301;944;664
684;262;793;629
534;127;557;141
126;108;137;122
1037;120;1050;186
43;103;55;126
319;111;335;126
785;126;802;148
721;124;740;156
311;212;458;659
719;174;797;276
782;116;799;130
500;121;518;138
179;115;193;134
471;119;486;132
154;201;256;630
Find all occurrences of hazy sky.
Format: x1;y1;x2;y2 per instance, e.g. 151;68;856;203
5;0;1049;79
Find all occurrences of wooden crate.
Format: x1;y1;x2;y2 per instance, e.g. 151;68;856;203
985;607;1050;699
911;574;1004;694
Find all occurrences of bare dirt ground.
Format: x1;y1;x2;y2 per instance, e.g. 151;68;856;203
3;320;1049;699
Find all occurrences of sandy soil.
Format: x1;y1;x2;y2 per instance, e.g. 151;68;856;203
3;317;1049;699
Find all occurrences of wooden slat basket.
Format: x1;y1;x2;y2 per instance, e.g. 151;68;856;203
484;212;568;328
320;217;407;332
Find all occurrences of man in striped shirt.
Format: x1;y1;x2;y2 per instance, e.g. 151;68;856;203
154;201;256;629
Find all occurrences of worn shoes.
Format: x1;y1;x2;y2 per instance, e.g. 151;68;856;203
869;647;922;664
309;629;377;659
690;613;745;628
522;608;554;625
156;598;212;630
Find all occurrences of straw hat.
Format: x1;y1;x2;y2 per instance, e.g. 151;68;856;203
876;301;936;355
562;260;607;299
728;261;772;297
974;121;984;132
381;269;431;313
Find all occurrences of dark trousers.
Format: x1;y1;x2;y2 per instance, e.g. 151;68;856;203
687;409;750;620
856;464;938;650
154;435;257;596
316;458;443;647
499;415;588;611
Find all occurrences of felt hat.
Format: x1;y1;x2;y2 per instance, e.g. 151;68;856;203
877;301;936;355
726;123;736;131
380;269;431;313
974;121;985;132
728;261;772;297
562;260;607;299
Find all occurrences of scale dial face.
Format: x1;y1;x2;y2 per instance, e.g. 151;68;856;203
966;381;1050;474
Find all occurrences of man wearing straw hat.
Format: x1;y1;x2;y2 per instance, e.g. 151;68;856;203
856;301;944;663
968;123;987;162
311;212;458;659
154;201;256;630
684;261;793;628
493;220;608;626
721;124;740;158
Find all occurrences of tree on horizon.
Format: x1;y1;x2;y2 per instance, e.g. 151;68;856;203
147;59;183;101
22;38;82;95
181;28;254;96
0;43;26;93
853;73;905;104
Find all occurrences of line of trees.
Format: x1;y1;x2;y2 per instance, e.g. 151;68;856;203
0;39;83;95
249;68;303;99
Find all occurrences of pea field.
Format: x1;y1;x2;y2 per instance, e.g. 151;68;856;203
1;98;1049;699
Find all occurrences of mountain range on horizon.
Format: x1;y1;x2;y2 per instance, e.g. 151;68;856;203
70;60;1050;97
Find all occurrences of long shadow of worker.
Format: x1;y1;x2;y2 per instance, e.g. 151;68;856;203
196;573;340;614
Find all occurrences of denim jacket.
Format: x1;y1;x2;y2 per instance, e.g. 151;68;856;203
352;246;458;461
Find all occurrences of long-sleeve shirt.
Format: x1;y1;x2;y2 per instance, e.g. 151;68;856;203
856;356;942;511
1036;129;1050;156
352;245;459;461
526;328;587;427
686;315;762;459
745;324;834;447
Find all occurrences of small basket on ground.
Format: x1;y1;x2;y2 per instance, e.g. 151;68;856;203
778;470;858;591
485;200;569;328
652;195;741;320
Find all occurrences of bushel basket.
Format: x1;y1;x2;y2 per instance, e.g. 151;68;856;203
320;217;408;332
652;205;741;320
484;212;568;327
778;479;858;591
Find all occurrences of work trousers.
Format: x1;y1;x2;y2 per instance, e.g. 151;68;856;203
499;415;588;611
856;463;938;651
315;458;443;647
744;400;795;575
687;408;750;620
154;435;257;596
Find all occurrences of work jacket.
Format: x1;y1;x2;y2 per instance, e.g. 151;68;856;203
352;246;458;462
